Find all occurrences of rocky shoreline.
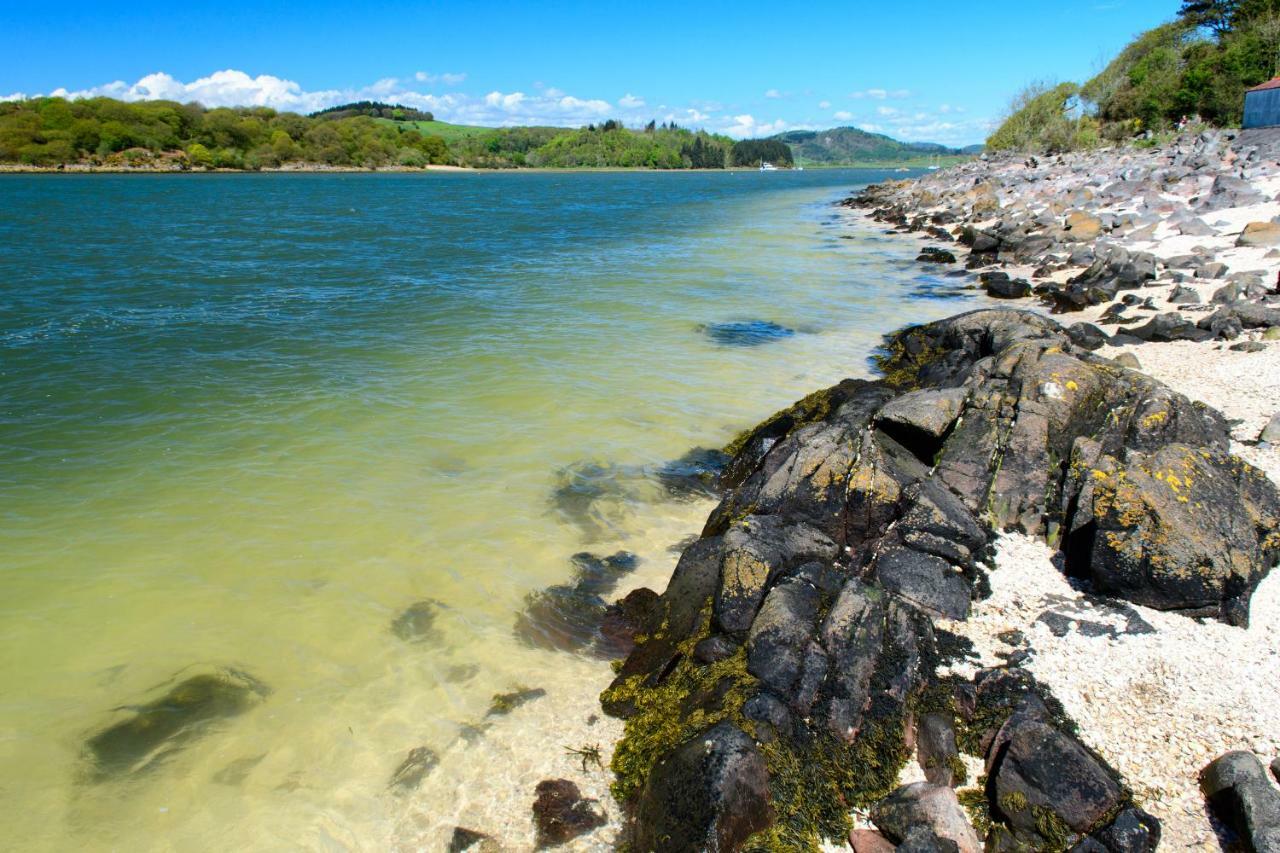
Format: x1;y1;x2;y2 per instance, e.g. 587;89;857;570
582;133;1280;852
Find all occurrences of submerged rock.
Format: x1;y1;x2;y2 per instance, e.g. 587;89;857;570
85;667;270;780
700;320;796;347
391;599;446;643
513;551;641;656
532;778;607;847
388;746;439;791
447;827;499;853
486;687;546;717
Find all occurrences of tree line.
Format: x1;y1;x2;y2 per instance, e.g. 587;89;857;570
0;96;795;170
987;0;1280;152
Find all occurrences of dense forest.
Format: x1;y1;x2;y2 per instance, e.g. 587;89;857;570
309;101;434;121
988;0;1280;152
0;97;451;168
727;138;794;167
0;98;749;170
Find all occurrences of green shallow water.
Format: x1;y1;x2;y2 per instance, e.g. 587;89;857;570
0;170;984;850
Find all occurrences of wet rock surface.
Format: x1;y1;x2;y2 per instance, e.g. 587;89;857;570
388;746;439;792
601;309;1280;850
514;551;640;656
531;778;607;848
391;599;446;643
85;666;270;780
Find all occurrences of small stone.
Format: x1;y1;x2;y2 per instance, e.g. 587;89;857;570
1263;327;1280;341
850;828;897;853
1113;352;1142;370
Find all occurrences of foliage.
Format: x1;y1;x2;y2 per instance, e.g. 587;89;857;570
989;1;1280;152
309;101;434;121
729;138;794;167
0;97;450;168
986;82;1094;153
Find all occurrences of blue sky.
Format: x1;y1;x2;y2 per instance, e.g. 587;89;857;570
1;0;1178;145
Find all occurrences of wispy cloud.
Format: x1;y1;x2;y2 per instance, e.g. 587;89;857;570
415;71;467;86
764;88;784;99
722;114;791;137
818;100;831;109
618;93;645;108
849;88;912;100
833;110;853;121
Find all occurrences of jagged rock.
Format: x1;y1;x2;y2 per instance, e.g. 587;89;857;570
1200;174;1268;211
1237;221;1280;247
533;780;606;847
898;825;961;852
984;276;1032;299
871;783;981;853
986;695;1125;846
654;447;731;500
630;722;772;853
1065;322;1108;350
85;667;270;780
1200;751;1280;851
1199;261;1230;280
598;587;662;659
603;309;1278;846
917;712;962;787
1127;312;1213;343
1093;807;1161;853
1168;285;1200;304
875;387;968;444
919;247;958;264
1177;217;1216;237
1064;211;1102;241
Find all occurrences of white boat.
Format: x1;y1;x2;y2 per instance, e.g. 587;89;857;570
927;154;941;171
759;160;778;171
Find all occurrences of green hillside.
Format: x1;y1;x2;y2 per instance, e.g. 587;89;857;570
770;127;967;166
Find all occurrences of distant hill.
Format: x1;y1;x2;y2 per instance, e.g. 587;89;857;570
310;101;434;122
770;127;969;166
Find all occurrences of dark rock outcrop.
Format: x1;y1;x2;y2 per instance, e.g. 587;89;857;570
602;310;1277;850
871;782;981;852
388;746;439;791
391;599;446;643
631;721;774;853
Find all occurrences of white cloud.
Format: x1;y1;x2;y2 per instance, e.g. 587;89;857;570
1;92;27;102
850;88;911;100
619;93;645;108
721;114;791;138
764;88;783;99
415;71;467;86
876;106;899;116
818;100;831;109
833;110;853;121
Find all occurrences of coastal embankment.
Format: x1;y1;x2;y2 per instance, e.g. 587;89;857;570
580;132;1280;852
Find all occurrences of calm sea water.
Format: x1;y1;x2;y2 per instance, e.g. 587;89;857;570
0;170;982;851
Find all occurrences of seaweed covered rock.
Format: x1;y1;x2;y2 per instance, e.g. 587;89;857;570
871;783;981;852
632;721;773;853
85;666;270;780
603;309;1277;849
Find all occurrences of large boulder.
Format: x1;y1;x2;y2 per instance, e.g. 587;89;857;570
602;309;1280;848
1200;751;1280;851
630;722;773;853
870;783;982;853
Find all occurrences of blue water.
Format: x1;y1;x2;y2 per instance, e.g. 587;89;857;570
0;170;982;850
